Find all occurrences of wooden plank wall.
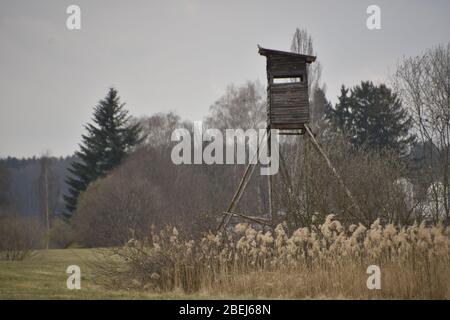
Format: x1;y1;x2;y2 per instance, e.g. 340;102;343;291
266;55;310;129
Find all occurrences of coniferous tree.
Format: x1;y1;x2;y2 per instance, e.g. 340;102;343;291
327;81;414;155
64;88;142;214
326;85;352;133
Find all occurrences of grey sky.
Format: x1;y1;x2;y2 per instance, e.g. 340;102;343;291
0;0;449;157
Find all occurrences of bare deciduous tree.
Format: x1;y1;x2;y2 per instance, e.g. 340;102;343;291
205;81;266;130
291;28;322;93
290;28;327;128
139;112;183;149
394;43;450;221
0;211;43;260
38;153;60;249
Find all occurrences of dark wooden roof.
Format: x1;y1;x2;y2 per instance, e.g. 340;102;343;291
258;45;316;64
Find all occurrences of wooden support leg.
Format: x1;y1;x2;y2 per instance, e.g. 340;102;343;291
217;130;268;232
267;128;274;226
217;160;255;231
304;125;362;214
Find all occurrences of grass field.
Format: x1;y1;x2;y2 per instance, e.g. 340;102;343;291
0;249;204;300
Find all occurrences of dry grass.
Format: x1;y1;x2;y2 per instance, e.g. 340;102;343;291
0;249;207;299
97;215;450;299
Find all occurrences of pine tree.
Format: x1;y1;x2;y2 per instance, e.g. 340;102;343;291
327;81;414;155
64;88;142;214
327;85;352;133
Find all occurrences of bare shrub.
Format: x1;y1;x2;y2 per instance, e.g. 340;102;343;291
275;135;416;230
48;218;74;248
73;149;163;247
72;138;268;247
0;211;43;260
93;226;202;293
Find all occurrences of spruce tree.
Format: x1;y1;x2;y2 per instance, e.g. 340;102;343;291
327;81;414;155
64;88;142;214
326;85;352;132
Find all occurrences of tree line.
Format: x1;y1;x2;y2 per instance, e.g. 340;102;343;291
0;29;448;251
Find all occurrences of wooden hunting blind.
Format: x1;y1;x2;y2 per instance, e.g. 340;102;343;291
217;46;361;233
258;46;316;130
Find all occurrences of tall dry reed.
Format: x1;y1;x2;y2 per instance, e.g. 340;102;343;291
97;215;450;299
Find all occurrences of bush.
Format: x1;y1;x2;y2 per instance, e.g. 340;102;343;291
49;218;74;248
0;212;43;260
275;135;419;229
73;150;163;247
72;147;229;247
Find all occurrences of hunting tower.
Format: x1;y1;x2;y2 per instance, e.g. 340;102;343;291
217;46;360;232
258;46;316;131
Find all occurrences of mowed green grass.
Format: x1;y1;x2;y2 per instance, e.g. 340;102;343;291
0;249;200;300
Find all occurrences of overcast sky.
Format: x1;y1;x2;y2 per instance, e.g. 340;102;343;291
1;0;449;157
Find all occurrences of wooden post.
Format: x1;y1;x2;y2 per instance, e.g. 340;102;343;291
217;130;268;232
217;160;254;231
304;129;310;218
304;125;362;214
267;127;273;225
